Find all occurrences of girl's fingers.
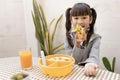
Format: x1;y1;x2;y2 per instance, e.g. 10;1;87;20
90;68;95;76
89;68;96;76
84;68;89;76
84;63;97;76
88;68;93;76
75;33;84;42
84;66;90;76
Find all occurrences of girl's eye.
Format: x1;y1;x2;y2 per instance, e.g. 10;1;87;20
82;17;87;19
74;17;78;19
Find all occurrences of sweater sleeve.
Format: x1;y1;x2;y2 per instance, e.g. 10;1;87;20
81;37;101;65
64;37;73;56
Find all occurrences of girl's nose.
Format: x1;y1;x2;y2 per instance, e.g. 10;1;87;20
77;19;83;24
77;19;84;25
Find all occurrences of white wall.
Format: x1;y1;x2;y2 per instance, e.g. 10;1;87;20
41;0;120;73
0;0;27;57
0;0;39;57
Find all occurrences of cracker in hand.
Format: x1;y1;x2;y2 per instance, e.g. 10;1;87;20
74;25;85;41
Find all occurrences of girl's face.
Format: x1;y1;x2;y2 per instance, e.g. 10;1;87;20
71;15;92;31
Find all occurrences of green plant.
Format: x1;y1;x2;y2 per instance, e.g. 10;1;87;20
102;57;116;72
32;0;64;56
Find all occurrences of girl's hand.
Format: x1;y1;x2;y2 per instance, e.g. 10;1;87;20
75;33;82;48
84;63;98;76
75;32;86;48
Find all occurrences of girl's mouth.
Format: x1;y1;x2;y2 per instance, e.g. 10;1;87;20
81;25;85;28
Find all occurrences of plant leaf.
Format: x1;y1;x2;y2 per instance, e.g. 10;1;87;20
52;43;64;52
32;0;64;56
48;18;55;28
45;31;49;55
32;0;45;46
39;43;47;56
102;57;112;71
53;48;65;54
112;57;116;72
51;15;63;42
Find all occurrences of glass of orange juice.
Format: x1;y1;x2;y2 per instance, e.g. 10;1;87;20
19;49;32;69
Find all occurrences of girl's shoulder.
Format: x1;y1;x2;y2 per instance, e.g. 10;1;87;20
92;33;101;38
89;33;101;42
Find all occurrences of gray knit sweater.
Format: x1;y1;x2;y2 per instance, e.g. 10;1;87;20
64;33;101;65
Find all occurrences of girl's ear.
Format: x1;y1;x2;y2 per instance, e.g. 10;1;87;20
90;16;93;24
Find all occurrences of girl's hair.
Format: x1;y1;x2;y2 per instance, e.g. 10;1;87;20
65;3;97;48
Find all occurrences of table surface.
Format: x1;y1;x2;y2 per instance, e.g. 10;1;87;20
0;57;120;80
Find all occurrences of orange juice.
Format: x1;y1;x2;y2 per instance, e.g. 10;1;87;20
19;50;32;69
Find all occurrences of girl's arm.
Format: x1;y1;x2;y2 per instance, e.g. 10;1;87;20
64;37;73;56
82;37;101;64
83;37;101;76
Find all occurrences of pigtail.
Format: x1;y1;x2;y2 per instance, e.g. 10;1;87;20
90;8;97;33
65;8;74;48
85;8;97;46
65;8;72;32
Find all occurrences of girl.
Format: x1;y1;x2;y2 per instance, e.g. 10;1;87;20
65;3;101;76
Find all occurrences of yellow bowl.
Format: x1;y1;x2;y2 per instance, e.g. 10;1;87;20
39;54;75;77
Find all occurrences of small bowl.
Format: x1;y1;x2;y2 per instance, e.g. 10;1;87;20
39;54;75;77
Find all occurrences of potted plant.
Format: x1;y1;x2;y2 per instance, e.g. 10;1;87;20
102;57;116;72
32;0;64;56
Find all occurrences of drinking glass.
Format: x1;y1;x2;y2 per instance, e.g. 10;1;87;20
19;48;32;69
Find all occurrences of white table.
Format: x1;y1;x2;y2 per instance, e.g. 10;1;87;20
0;57;120;80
